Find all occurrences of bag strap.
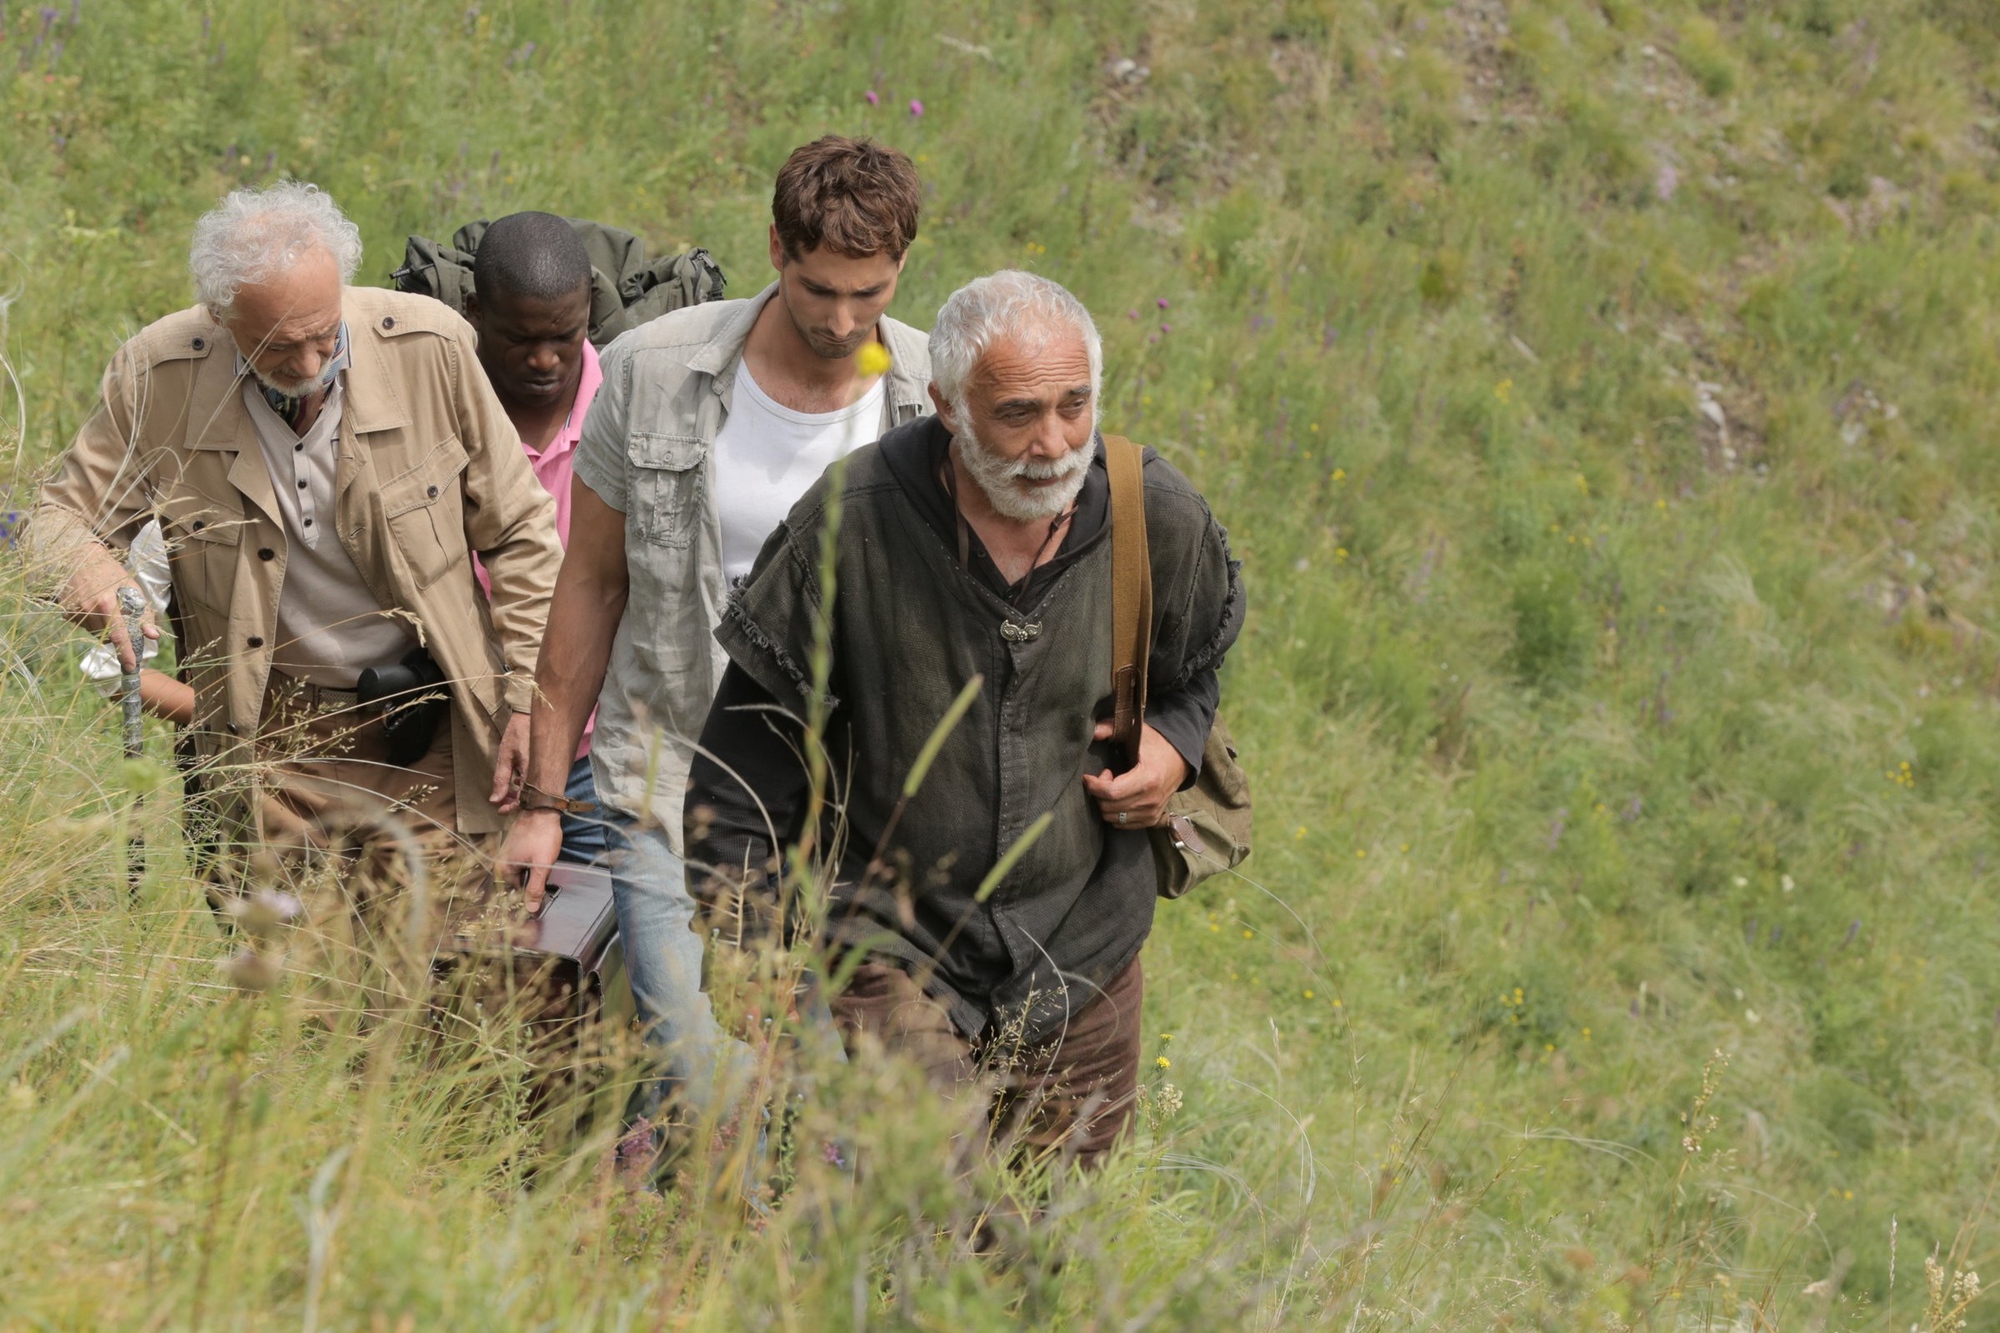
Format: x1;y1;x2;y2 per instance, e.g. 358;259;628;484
1103;433;1153;765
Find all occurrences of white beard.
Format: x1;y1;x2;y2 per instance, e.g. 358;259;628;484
251;365;321;399
956;416;1094;523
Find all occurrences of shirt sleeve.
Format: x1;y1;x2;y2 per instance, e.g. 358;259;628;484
1147;666;1219;788
571;342;631;514
1140;457;1244;781
683;662;812;952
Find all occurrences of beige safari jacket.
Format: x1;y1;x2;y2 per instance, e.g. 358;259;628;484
28;286;562;836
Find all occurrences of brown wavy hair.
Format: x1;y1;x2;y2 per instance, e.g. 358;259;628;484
772;135;922;261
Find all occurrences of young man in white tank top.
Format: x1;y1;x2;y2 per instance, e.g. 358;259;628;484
500;136;933;1173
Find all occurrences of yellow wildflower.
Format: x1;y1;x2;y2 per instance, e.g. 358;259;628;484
856;342;893;377
1156;1056;1172;1070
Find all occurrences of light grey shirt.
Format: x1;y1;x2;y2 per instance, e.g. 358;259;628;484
571;281;933;850
243;377;414;686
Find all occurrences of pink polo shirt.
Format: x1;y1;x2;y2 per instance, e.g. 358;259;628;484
480;340;603;759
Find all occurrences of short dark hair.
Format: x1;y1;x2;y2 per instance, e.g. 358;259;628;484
474;211;592;305
772;136;921;262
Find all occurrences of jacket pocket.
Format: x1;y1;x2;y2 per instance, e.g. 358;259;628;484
627;432;706;549
381;434;470;590
163;512;241;615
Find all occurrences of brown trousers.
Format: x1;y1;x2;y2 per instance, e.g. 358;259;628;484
217;678;498;989
830;956;1145;1171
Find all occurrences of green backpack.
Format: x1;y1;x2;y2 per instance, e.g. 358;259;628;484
391;218;727;348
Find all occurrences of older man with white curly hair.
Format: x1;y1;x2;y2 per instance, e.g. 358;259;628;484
682;270;1241;1168
29;181;562;926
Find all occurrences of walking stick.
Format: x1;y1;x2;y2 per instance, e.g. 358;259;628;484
118;584;147;899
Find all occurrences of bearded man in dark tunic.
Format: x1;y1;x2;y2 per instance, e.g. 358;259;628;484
684;270;1241;1168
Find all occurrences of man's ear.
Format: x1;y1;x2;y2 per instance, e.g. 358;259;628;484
768;224;787;273
929;383;956;433
463;291;482;328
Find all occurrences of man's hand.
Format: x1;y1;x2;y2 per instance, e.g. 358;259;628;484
64;559;158;673
490;710;532;813
500;808;564;914
1083;721;1189;829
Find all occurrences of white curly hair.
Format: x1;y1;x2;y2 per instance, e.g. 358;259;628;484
188;181;361;320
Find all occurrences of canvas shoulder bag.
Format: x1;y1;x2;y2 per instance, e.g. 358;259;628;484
1103;434;1254;899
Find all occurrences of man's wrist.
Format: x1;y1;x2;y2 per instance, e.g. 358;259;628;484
518;781;594;815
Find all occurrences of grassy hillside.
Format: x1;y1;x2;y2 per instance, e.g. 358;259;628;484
4;0;2000;1327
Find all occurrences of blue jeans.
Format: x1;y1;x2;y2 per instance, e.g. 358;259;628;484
555;752;610;865
603;814;753;1124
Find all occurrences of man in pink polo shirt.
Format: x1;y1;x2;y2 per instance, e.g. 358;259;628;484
467;212;608;862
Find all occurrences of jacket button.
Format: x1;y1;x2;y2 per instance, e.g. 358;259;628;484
246;636;264;648
257;547;275;561
426;484;439;498
381;316;395;330
191;518;206;531
192;337;205;351
226;723;239;735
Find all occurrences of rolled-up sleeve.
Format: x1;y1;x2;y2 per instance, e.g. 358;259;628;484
571;341;631;514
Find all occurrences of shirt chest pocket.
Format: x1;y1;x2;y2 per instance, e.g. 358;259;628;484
381;434;470;590
627;432;706;549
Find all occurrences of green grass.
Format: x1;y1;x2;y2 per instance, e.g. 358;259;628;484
5;0;2000;1326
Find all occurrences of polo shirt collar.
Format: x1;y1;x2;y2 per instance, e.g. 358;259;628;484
524;338;603;463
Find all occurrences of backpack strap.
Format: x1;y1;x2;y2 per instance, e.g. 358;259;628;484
1103;433;1153;766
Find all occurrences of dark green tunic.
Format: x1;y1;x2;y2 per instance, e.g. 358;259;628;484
703;418;1240;1043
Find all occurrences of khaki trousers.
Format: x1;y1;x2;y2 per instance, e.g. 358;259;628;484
218;678;498;994
830;955;1145;1171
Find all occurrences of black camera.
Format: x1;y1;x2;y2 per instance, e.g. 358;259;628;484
356;646;449;767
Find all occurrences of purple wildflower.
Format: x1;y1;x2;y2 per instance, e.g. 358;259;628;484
1156;296;1169;309
864;89;878;105
908;98;923;117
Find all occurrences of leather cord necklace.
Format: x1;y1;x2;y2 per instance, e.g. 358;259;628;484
938;444;1075;611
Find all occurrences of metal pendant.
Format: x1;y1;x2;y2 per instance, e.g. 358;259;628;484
1000;620;1043;643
